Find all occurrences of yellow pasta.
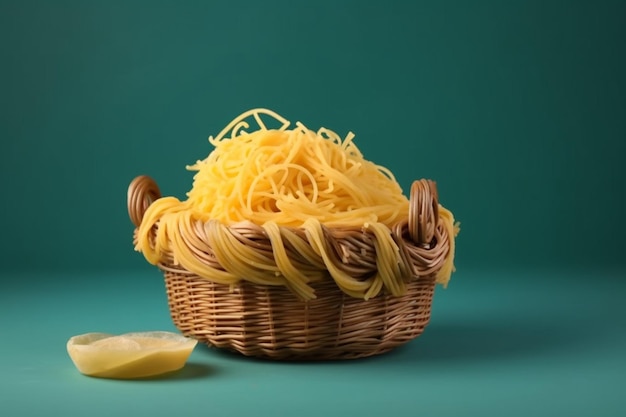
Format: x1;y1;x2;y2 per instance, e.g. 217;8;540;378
134;108;458;300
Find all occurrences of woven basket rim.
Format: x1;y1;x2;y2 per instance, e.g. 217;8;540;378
127;175;451;299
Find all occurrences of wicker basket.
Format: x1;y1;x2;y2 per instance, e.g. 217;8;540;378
127;175;451;360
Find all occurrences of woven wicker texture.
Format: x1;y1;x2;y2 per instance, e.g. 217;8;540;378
128;175;450;360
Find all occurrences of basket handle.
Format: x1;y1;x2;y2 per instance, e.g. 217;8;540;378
127;175;161;227
408;179;439;246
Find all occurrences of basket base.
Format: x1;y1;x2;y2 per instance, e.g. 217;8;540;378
162;270;435;361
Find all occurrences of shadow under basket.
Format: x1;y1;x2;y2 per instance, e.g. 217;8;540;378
127;175;450;361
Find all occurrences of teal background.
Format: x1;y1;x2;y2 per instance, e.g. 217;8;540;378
1;1;625;416
2;0;625;271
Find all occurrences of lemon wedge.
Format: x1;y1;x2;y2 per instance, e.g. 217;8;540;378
67;331;198;379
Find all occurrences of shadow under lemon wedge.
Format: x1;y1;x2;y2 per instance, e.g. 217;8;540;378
67;331;198;379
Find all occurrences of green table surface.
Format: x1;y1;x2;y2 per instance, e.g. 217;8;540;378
2;268;625;417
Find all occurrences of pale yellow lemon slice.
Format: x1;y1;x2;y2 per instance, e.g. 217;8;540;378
67;331;198;379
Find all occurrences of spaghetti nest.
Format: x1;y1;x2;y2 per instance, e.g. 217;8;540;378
135;109;458;300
